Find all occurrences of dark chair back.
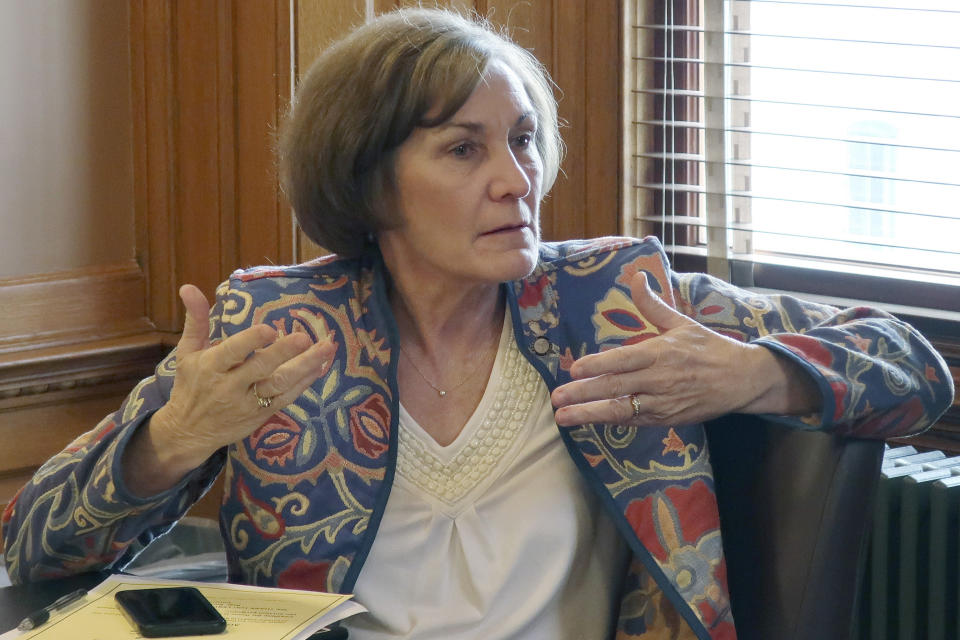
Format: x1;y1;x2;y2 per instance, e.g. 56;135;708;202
706;414;884;640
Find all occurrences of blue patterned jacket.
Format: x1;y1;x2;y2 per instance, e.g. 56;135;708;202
3;237;954;639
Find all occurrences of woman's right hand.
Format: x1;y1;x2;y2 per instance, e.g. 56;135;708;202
122;284;334;497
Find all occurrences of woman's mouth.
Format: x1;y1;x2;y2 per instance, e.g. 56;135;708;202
483;222;529;235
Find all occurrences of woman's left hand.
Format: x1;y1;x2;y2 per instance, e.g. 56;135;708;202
550;272;820;427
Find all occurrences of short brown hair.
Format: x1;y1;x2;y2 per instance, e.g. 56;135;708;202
278;8;563;258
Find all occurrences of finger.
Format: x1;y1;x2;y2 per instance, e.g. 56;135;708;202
552;368;655;408
251;339;333;400
569;340;659;380
208;324;278;371
260;368;324;414
630;271;690;333
554;395;639;427
235;332;315;386
177;284;212;354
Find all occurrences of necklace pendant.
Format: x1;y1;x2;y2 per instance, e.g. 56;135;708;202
438;390;447;398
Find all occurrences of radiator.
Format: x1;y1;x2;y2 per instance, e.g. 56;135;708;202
853;445;960;640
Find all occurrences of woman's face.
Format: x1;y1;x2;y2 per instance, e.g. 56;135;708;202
379;59;543;289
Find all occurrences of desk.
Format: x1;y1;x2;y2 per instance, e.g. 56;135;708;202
0;573;348;640
0;572;109;633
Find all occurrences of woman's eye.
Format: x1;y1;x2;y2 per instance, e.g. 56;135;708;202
451;143;475;157
513;133;533;148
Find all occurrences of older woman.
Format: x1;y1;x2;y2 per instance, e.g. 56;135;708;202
3;8;953;640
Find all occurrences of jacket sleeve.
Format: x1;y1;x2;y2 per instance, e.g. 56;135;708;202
671;271;955;438
1;286;230;584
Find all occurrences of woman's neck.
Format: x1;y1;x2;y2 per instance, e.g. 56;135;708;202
382;251;509;445
388;272;504;358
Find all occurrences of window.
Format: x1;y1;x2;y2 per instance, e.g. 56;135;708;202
625;0;960;330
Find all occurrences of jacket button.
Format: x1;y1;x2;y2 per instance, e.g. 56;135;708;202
532;337;552;356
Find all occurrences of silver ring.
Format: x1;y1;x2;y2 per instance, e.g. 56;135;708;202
630;393;642;418
253;382;273;409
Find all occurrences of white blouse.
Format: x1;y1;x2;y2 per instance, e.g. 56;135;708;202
343;313;629;639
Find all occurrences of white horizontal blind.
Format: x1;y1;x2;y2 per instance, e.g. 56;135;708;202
627;0;960;299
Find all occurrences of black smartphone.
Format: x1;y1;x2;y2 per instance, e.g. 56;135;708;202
115;587;227;637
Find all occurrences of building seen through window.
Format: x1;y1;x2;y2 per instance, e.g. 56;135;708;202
630;0;960;290
733;0;960;275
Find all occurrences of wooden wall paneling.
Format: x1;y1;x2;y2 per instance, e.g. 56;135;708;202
548;1;621;240
131;0;179;332
482;0;549;47
175;2;229;303
188;0;297;522
231;0;297;270
277;1;297;265
120;0;300;521
551;1;589;240
237;0;295;268
296;0;366;66
133;0;295;322
217;0;239;280
583;3;622;238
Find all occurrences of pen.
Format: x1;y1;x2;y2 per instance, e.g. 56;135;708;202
17;588;88;631
307;627;349;640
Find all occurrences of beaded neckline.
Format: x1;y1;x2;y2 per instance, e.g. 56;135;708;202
396;318;541;509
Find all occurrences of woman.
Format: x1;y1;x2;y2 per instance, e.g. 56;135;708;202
3;8;953;640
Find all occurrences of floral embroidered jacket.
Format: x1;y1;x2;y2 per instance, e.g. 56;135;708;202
3;237;954;640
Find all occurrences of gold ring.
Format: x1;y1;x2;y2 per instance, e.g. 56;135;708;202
253;382;273;409
630;393;642;418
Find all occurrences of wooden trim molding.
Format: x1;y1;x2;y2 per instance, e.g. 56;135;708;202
0;333;168;402
0;261;153;356
0;334;170;511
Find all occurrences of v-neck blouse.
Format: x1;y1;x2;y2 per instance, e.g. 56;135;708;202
343;310;629;639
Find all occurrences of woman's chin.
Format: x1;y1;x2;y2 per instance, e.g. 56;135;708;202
449;250;538;286
493;247;539;282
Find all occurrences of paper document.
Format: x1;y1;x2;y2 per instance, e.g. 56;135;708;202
2;574;364;640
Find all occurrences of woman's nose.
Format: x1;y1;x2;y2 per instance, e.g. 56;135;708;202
489;146;532;201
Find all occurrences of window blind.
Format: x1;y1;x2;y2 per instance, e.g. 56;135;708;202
626;0;960;313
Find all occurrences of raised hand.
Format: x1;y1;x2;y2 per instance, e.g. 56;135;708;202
550;272;819;428
122;284;334;496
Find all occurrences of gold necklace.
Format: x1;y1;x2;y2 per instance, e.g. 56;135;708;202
399;345;471;397
399;343;486;398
